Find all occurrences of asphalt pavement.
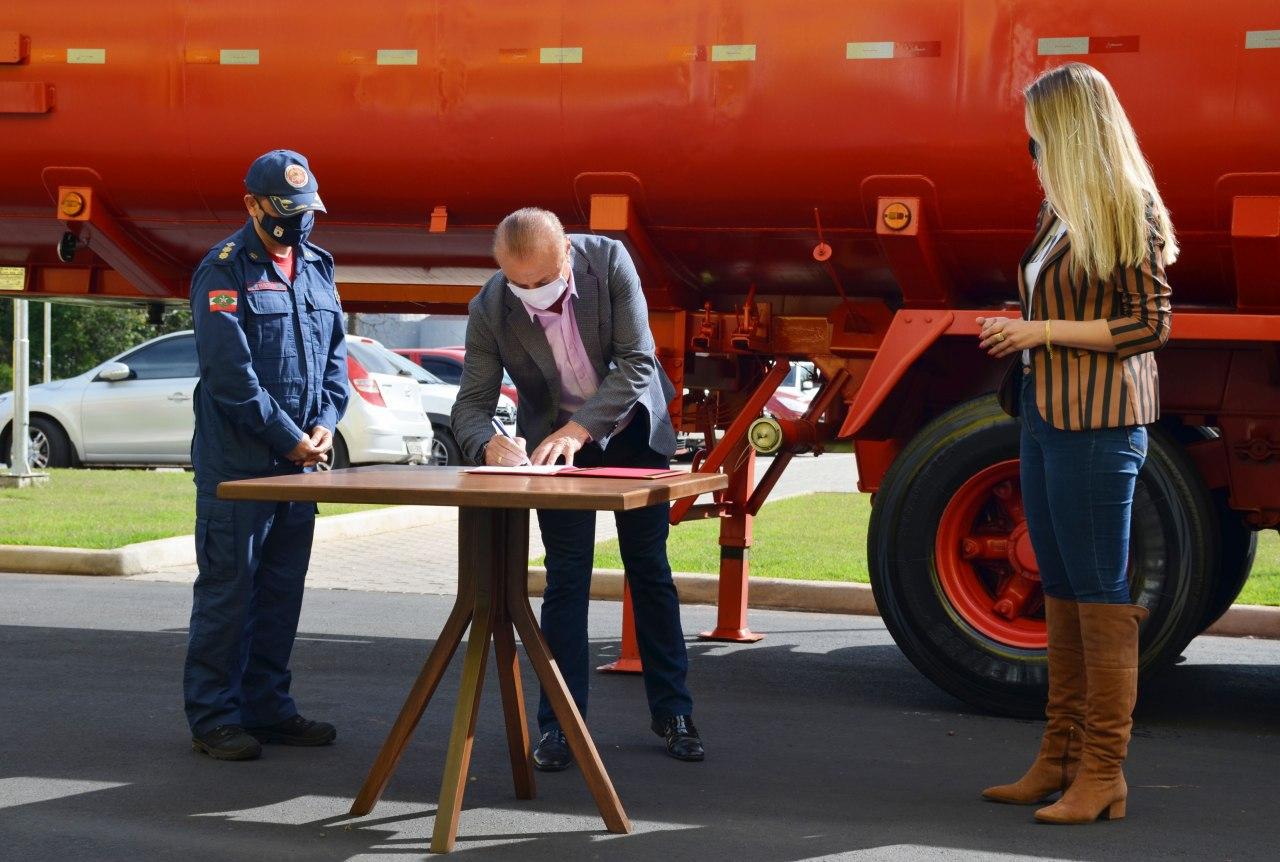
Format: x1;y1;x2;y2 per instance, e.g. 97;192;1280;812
2;574;1277;862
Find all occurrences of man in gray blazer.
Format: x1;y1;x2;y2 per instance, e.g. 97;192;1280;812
451;207;703;768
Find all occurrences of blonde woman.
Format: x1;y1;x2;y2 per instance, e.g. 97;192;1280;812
976;62;1175;824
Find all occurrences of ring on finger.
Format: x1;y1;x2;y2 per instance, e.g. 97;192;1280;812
995;332;1006;342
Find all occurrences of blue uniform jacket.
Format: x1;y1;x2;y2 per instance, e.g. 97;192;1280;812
189;220;349;492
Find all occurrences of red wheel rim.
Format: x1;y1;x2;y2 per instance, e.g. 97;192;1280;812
935;460;1047;650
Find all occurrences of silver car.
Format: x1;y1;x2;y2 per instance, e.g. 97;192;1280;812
0;330;432;469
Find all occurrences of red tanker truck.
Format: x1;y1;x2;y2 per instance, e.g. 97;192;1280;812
1;1;1277;715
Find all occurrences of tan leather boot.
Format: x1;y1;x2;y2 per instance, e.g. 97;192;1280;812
983;596;1085;804
1035;602;1148;824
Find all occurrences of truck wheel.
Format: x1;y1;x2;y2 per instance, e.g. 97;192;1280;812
867;396;1214;718
1158;425;1257;636
1196;491;1257;633
430;425;463;466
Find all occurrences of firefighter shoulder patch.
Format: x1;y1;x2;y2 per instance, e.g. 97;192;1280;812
208;289;239;314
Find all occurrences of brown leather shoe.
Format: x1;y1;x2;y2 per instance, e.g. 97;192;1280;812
1035;603;1148;824
983;596;1085;805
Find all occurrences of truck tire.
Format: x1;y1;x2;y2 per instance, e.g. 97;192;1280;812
430;425;463;466
1157;425;1257;636
1196;490;1257;633
867;395;1214;718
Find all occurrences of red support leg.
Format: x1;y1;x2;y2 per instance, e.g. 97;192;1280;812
700;441;764;643
597;582;644;674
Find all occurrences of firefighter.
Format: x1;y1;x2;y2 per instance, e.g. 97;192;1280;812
183;150;349;760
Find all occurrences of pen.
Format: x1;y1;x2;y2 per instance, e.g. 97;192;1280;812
490;417;531;466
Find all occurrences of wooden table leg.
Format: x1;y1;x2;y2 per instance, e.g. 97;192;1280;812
349;559;477;817
503;509;633;836
492;542;535;800
429;508;501;853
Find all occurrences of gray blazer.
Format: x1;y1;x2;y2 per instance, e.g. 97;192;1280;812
451;233;678;465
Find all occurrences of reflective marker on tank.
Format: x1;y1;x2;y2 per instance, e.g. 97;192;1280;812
539;47;582;64
376;49;418;65
66;48;105;64
1246;30;1280;49
219;49;259;65
711;44;756;62
1037;36;1139;55
847;41;894;60
847;41;942;60
1037;37;1089;55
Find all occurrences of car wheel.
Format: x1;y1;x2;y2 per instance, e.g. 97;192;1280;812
330;432;351;470
430;425;463;466
5;417;76;469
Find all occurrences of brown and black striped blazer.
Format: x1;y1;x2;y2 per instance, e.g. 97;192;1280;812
997;202;1173;430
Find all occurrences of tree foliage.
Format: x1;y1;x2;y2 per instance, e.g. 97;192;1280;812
0;301;192;391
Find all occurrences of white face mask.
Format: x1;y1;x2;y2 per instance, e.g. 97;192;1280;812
507;275;567;310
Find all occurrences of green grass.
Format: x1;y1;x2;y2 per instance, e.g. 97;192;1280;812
585;492;1280;607
594;492;872;583
1240;535;1280;606
0;469;382;549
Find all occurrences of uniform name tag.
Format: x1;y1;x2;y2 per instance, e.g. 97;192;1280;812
209;290;238;313
246;281;288;292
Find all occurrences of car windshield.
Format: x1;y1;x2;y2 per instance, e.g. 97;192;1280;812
378;345;446;384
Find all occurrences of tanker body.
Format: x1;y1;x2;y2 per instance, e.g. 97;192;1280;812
1;0;1277;714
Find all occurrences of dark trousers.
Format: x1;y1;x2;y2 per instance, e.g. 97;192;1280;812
535;413;693;731
1019;371;1146;604
183;492;317;735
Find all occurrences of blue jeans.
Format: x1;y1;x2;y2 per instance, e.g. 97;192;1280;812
535;413;693;731
1019;371;1146;604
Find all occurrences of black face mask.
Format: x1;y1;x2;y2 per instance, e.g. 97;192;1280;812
1028;136;1039;162
254;204;314;248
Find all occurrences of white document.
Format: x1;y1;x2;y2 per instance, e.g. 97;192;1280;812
466;465;568;476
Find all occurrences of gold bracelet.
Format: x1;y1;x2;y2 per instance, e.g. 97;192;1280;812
1045;320;1053;358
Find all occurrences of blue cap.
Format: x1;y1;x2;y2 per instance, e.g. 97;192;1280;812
244;149;326;217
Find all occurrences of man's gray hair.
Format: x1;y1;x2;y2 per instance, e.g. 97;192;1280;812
493;207;566;260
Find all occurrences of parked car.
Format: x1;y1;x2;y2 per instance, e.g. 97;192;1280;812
357;338;516;465
766;361;818;421
0;330;432;470
395;346;520;405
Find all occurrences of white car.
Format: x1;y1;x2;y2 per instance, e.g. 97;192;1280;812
373;341;517;465
0;330;432;470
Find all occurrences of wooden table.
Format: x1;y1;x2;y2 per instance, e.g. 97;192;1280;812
218;465;727;853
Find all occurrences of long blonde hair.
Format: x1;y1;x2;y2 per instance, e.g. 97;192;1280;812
1024;63;1178;280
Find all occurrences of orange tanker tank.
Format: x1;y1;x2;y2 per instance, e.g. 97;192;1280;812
1;1;1278;716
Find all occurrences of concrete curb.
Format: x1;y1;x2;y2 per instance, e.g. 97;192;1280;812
0;505;455;578
527;567;881;616
2;521;1276;640
528;567;1280;640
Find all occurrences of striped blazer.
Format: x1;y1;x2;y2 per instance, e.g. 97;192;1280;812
997;202;1173;430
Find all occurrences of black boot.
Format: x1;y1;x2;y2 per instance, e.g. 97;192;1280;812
192;725;262;761
246;715;336;746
